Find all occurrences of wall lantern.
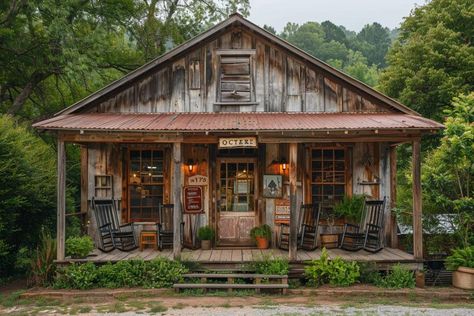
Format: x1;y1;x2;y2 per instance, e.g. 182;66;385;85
186;159;195;172
280;158;288;171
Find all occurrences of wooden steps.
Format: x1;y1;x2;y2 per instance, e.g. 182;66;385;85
174;273;289;294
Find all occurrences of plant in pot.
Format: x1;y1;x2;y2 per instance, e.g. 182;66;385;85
197;226;215;250
66;236;94;259
445;246;474;290
250;224;272;249
333;194;366;224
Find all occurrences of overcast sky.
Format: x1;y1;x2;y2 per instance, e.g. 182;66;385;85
249;0;427;32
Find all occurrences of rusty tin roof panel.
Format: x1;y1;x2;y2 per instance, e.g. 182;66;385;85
33;112;444;132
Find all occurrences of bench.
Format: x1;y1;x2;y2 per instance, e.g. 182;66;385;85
173;273;289;294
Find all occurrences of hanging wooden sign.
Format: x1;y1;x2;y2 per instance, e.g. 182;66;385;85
274;199;290;224
183;186;204;214
218;137;257;149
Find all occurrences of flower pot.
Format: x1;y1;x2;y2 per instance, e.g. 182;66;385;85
255;236;269;249
201;240;211;250
452;266;474;290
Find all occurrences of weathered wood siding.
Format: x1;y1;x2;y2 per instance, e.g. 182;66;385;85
83;27;396;114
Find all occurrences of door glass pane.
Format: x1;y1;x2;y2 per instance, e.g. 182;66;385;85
219;161;255;212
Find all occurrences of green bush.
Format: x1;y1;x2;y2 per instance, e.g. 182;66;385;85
249;254;289;276
333;195;366;223
445;246;474;271
250;224;272;241
197;226;215;241
66;236;94;258
375;264;415;289
304;248;360;287
54;258;188;289
29;230;57;287
358;262;382;285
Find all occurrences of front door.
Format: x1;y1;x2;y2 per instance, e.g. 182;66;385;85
217;158;257;246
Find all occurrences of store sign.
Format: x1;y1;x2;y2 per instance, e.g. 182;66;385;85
274;199;290;224
188;175;208;186
183;186;204;214
218;137;257;149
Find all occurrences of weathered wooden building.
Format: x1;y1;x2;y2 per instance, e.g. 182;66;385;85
34;14;442;266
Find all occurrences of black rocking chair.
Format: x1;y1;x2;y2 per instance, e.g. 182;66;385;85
156;204;184;250
339;197;386;253
92;198;138;252
279;203;321;251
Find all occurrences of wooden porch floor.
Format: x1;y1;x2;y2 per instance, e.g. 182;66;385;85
58;247;416;266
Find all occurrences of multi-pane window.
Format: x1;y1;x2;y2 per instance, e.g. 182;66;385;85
128;149;164;222
219;161;255;212
311;148;346;203
219;55;251;103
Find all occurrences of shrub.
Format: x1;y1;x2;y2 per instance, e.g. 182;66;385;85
445;246;474;271
249;254;289;276
375;264;415;289
66;236;94;258
250;224;272;241
304;248;360;287
54;258;188;289
358;262;382;285
333;195;365;222
197;226;215;241
29;230;57;287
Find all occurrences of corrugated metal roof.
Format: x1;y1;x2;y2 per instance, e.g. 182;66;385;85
33;112;444;132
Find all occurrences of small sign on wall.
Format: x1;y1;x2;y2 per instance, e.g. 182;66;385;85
188;175;208;186
218;137;257;149
183;186;204;214
274;199;290;224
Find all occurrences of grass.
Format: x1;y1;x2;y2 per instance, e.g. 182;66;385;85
148;302;167;313
172;302;187;309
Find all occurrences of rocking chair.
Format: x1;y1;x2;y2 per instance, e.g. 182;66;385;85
339;197;386;253
92;198;138;252
156;204;185;250
279;203;321;251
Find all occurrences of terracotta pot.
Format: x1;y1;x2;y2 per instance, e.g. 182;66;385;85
201;240;211;250
452;266;474;290
255;236;269;249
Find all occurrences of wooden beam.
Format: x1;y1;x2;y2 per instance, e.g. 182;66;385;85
412;140;423;260
289;143;298;261
80;146;88;228
57;139;66;261
172;142;183;260
59;132;183;144
390;146;398;248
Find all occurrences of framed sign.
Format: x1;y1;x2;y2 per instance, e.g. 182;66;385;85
218;137;257;149
188;175;208;186
274;199;290;224
183;186;204;214
263;174;283;198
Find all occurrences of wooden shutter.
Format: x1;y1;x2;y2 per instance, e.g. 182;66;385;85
220;55;251;102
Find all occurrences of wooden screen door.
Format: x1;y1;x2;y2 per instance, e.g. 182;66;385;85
217;158;258;246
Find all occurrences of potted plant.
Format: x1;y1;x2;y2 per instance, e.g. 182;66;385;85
65;236;94;259
197;226;215;250
333;194;365;224
250;224;272;249
445;246;474;289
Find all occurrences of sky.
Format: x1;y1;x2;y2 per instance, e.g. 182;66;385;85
249;0;427;32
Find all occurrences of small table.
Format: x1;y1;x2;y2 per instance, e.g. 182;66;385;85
140;230;158;251
320;233;339;249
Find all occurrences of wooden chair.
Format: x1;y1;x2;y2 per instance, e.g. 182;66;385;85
92;198;138;252
156;204;184;250
279;204;321;251
339;197;386;253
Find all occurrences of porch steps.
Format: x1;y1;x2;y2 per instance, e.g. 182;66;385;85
173;273;288;294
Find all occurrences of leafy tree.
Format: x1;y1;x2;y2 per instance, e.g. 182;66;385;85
263;24;276;35
351;23;391;67
328;50;380;86
321;20;348;46
379;0;474;121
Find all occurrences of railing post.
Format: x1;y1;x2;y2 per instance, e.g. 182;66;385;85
172;142;183;260
390;145;398;248
289;143;298;261
57;138;66;261
412;140;423;260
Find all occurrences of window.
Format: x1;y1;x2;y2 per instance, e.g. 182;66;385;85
218;54;252;103
128;149;164;222
219;161;255;212
311;148;346;203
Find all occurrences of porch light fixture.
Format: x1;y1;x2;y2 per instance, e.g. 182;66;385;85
280;158;288;171
186;159;195;172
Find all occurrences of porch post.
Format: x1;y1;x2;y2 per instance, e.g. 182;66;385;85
412;140;423;260
289;143;298;261
57;138;66;261
172;142;183;260
389;146;398;248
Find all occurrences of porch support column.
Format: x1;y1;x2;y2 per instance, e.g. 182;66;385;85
289;143;298;261
57;138;66;261
412;139;423;260
389;146;398;248
172;142;183;260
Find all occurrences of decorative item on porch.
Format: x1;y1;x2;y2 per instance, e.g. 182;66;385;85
445;246;474;290
263;174;283;198
197;225;215;250
65;236;94;259
250;224;272;249
333;194;366;224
